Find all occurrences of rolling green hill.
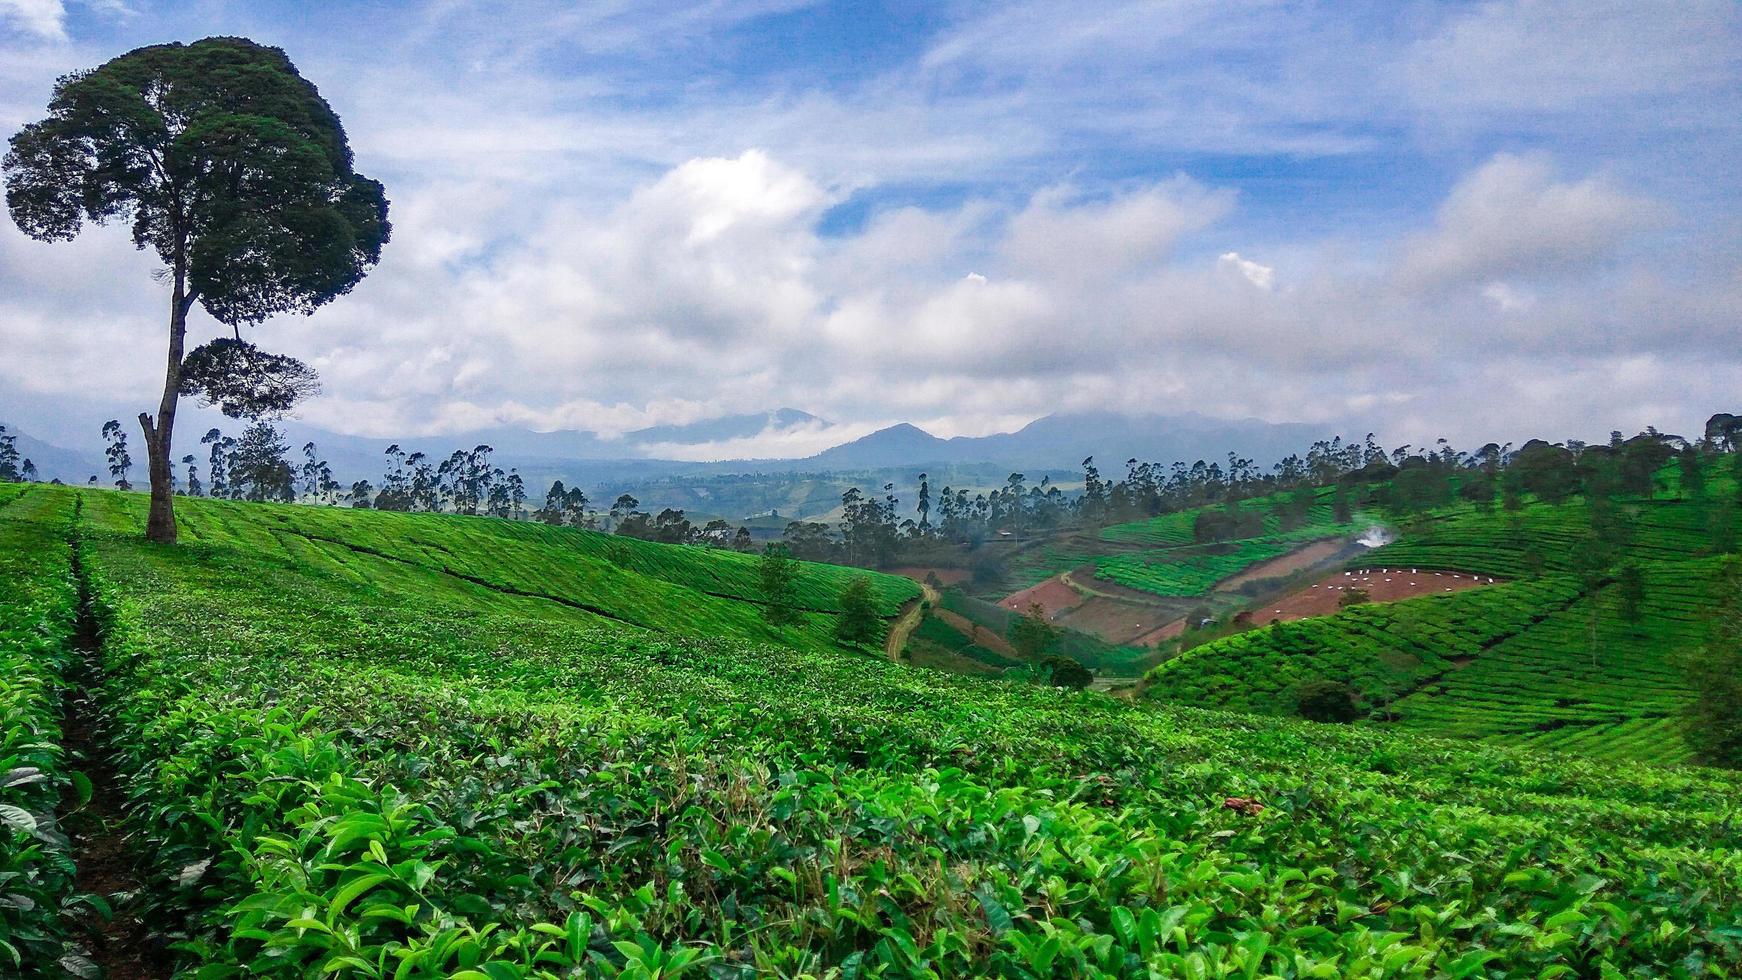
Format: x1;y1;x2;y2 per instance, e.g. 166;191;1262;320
2;480;1740;976
1143;470;1732;765
91;488;918;654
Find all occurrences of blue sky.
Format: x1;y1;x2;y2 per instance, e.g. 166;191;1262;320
2;0;1739;456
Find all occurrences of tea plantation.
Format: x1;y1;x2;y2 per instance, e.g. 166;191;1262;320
1143;483;1728;765
3;481;1741;976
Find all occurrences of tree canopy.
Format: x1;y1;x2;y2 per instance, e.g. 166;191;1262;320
4;36;389;542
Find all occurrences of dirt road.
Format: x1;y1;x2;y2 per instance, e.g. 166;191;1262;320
886;581;941;660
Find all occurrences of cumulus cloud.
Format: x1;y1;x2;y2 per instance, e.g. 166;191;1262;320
0;0;66;40
1394;153;1664;292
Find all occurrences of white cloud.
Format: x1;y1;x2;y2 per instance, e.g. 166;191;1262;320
1395;153;1663;292
1218;251;1274;291
0;0;66;41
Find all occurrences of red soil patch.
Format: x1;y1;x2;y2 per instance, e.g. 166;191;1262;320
1129;616;1188;647
1056;598;1184;646
1250;567;1499;625
1216;538;1348;589
890;566;971;586
1001;574;1084;619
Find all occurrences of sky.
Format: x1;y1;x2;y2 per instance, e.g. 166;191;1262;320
1;0;1739;458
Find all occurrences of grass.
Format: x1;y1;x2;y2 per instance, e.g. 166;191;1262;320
3;481;1741;976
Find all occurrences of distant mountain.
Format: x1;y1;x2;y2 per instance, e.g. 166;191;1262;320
0;424;102;484
804;411;1326;472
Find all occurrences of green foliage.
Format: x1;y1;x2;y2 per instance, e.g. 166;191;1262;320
0;488;96;977
1039;655;1093;691
4;37;389;324
757;544;802;628
1007;602;1060;659
5;482;1742;977
1297;679;1360;723
1147;464;1734;764
1677;560;1742;768
1095;488;1363;597
832;576;884;648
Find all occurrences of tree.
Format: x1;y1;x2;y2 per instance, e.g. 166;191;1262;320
226;421;295;502
1616;564;1646;625
180;453;202;497
757;545;801;627
1338;588;1370;609
102;419;133;490
1676;561;1742;768
1008;602;1060;660
5;37;390;543
0;424;19;481
203;428;230;499
833;576;885;648
1039;656;1092;691
1297;679;1360;723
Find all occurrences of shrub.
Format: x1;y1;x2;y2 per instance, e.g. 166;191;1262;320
1041;656;1093;691
1297;678;1361;723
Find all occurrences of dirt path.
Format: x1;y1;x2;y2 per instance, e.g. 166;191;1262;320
66;536;167;978
1215;537;1348;590
885;581;940;660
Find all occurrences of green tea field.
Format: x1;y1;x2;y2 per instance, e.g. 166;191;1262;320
1143;482;1728;765
3;481;1741;977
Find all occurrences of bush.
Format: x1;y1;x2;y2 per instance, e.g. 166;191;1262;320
1042;656;1093;691
1297;678;1360;723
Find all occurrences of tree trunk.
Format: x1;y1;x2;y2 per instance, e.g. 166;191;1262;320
140;274;194;544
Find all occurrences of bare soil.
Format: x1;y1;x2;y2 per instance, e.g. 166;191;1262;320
1215;538;1348;589
999;575;1083;619
1249;567;1498;625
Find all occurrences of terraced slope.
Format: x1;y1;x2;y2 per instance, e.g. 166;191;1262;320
5;482;1741;977
1145;486;1727;764
91;489;918;653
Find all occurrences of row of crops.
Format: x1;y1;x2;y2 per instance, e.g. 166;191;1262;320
0;490;87;974
1381;560;1716;764
1145;575;1585;713
4;482;1740;975
1094;539;1298;596
1097;486;1357;547
1147;483;1727;763
121;492;918;654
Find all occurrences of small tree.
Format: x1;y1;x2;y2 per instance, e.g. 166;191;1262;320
1297;678;1360;723
1008;602;1060;660
1676;562;1742;768
102;419;133;490
758;544;801;627
1041;656;1092;691
1616;564;1646;626
6;37;390;542
0;424;19;481
833;576;885;648
1338;588;1370;609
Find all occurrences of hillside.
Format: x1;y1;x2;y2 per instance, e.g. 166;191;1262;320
1141;468;1731;764
4;480;1741;976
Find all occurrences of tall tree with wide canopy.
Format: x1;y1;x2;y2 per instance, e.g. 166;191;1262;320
4;37;389;542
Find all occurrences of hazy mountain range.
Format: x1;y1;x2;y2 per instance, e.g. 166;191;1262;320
3;405;1327;489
